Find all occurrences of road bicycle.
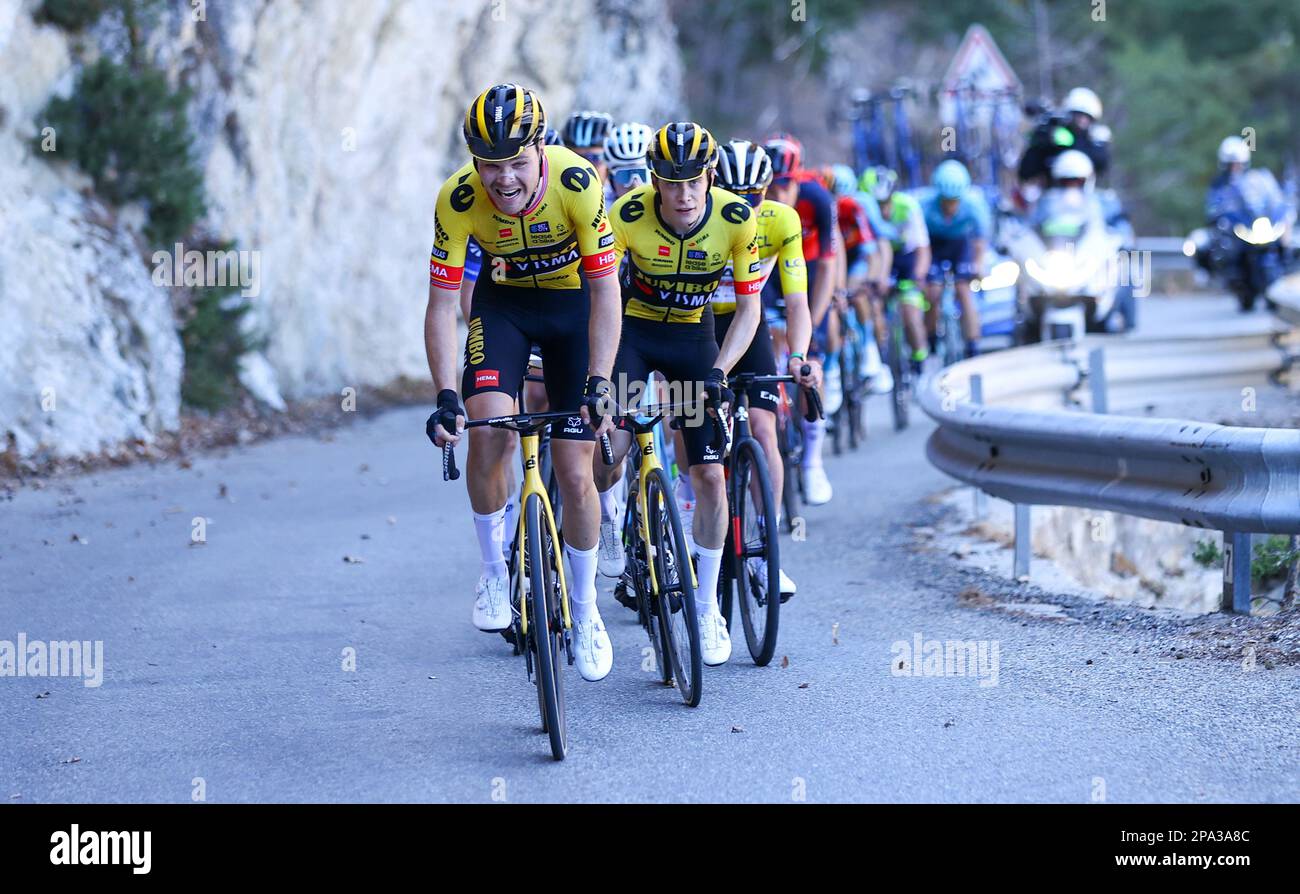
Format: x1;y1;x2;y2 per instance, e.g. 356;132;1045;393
880;278;916;432
442;409;608;761
829;302;869;454
610;403;718;706
718;371;821;666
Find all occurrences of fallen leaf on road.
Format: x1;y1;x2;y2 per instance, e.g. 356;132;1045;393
798;682;809;689
60;757;81;764
943;719;955;728
35;692;50;699
69;533;87;545
387;516;397;525
731;725;744;733
359;464;369;473
360;534;371;540
427;675;437;680
218;484;228;499
343;555;365;564
179;459;193;470
781;655;789;668
831;622;839;645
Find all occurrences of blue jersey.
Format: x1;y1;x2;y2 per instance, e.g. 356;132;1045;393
463;237;484;283
919;188;991;242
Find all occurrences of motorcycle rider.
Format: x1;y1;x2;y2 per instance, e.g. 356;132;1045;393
1206;136;1291;239
1018;87;1110;188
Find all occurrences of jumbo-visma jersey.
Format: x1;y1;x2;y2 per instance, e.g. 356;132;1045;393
610;184;761;324
429;145;618;291
712;199;806;314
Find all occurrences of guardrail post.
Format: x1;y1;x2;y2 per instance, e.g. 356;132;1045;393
970;374;987;520
1014;504;1032;579
1221;532;1253;614
1088;348;1108;414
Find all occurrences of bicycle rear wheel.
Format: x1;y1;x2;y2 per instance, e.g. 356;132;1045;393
525;493;566;760
731;439;781;666
645;466;702;706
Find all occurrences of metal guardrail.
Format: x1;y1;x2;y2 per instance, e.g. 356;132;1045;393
920;325;1300;613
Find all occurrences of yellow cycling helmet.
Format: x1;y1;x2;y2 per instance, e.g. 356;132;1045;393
463;84;547;161
648;122;718;182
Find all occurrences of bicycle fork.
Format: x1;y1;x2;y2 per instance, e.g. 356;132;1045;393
514;432;571;638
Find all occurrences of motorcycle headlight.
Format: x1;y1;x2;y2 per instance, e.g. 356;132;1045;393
1182;239;1197;258
1025;251;1097;291
972;260;1020;293
1235;217;1283;245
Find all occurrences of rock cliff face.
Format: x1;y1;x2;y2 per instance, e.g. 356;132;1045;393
0;0;682;458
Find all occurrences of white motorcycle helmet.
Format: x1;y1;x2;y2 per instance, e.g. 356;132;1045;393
1063;87;1103;122
1217;135;1251;167
1051;149;1095;187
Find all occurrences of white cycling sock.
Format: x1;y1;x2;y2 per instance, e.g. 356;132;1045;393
565;543;599;621
675;474;696;504
801;418;826;470
694;544;724;616
472;506;508;579
597;484;620;522
501;494;518;552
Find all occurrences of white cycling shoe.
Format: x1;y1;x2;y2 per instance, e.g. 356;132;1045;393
803;466;833;506
597;518;625;578
823;365;844;417
869;364;894;395
698;608;732;666
473;574;512;631
573;614;613;681
749;557;798;600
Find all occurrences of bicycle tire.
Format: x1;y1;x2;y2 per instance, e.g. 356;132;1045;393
731;439;781;666
889;320;910;431
525;493;566;760
645;466;702;706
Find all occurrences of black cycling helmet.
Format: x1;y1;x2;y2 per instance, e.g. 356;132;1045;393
562;111;614;150
648;122;718;182
543;127;563;146
463;84;547;161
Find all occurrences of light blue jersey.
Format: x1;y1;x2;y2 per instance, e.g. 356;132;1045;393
918;187;991;242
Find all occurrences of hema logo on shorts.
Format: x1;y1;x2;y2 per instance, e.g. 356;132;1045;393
475;369;500;388
50;826;151;874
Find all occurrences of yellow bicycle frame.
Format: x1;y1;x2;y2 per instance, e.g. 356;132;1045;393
632;427;698;594
513;432;570;638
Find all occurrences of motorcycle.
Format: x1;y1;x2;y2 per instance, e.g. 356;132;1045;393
1185;211;1290;312
1002;188;1126;343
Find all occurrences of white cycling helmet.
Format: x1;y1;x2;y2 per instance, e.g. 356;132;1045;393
716;140;773;192
1063;87;1103;122
1218;135;1251;167
1051;149;1094;181
604;122;653;165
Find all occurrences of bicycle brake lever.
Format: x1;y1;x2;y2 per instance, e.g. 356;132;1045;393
442;442;460;481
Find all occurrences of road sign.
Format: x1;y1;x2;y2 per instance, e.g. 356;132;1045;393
939;25;1022;126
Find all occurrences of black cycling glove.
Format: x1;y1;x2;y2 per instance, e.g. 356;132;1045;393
426;389;464;445
704;367;733;410
583;375;614;428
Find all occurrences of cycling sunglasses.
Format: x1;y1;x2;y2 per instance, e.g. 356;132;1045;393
735;189;765;207
610;166;652;190
574;149;605;165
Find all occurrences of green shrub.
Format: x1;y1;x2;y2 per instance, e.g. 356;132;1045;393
36;58;206;244
180;263;261;412
35;0;109;30
1192;538;1222;568
1252;536;1298;586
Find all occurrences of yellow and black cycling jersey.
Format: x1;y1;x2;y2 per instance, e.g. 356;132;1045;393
712;199;806;314
609;183;761;324
429;144;618;292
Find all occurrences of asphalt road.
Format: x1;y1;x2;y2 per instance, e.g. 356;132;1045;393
3;295;1296;803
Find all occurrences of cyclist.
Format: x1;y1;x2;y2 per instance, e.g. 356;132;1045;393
425;84;621;682
826;163;888;390
920;159;990;360
604;121;655;200
705;138;818;599
763;133;837;506
592;121;763;667
859;166;930;376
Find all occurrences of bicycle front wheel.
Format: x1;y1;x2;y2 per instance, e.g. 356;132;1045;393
731;439;781;666
645;466;702;706
889;318;910;431
525;493;567;760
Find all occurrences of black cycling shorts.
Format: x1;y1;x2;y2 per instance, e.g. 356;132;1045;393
461;275;594;442
613;316;724;465
714;311;779;413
